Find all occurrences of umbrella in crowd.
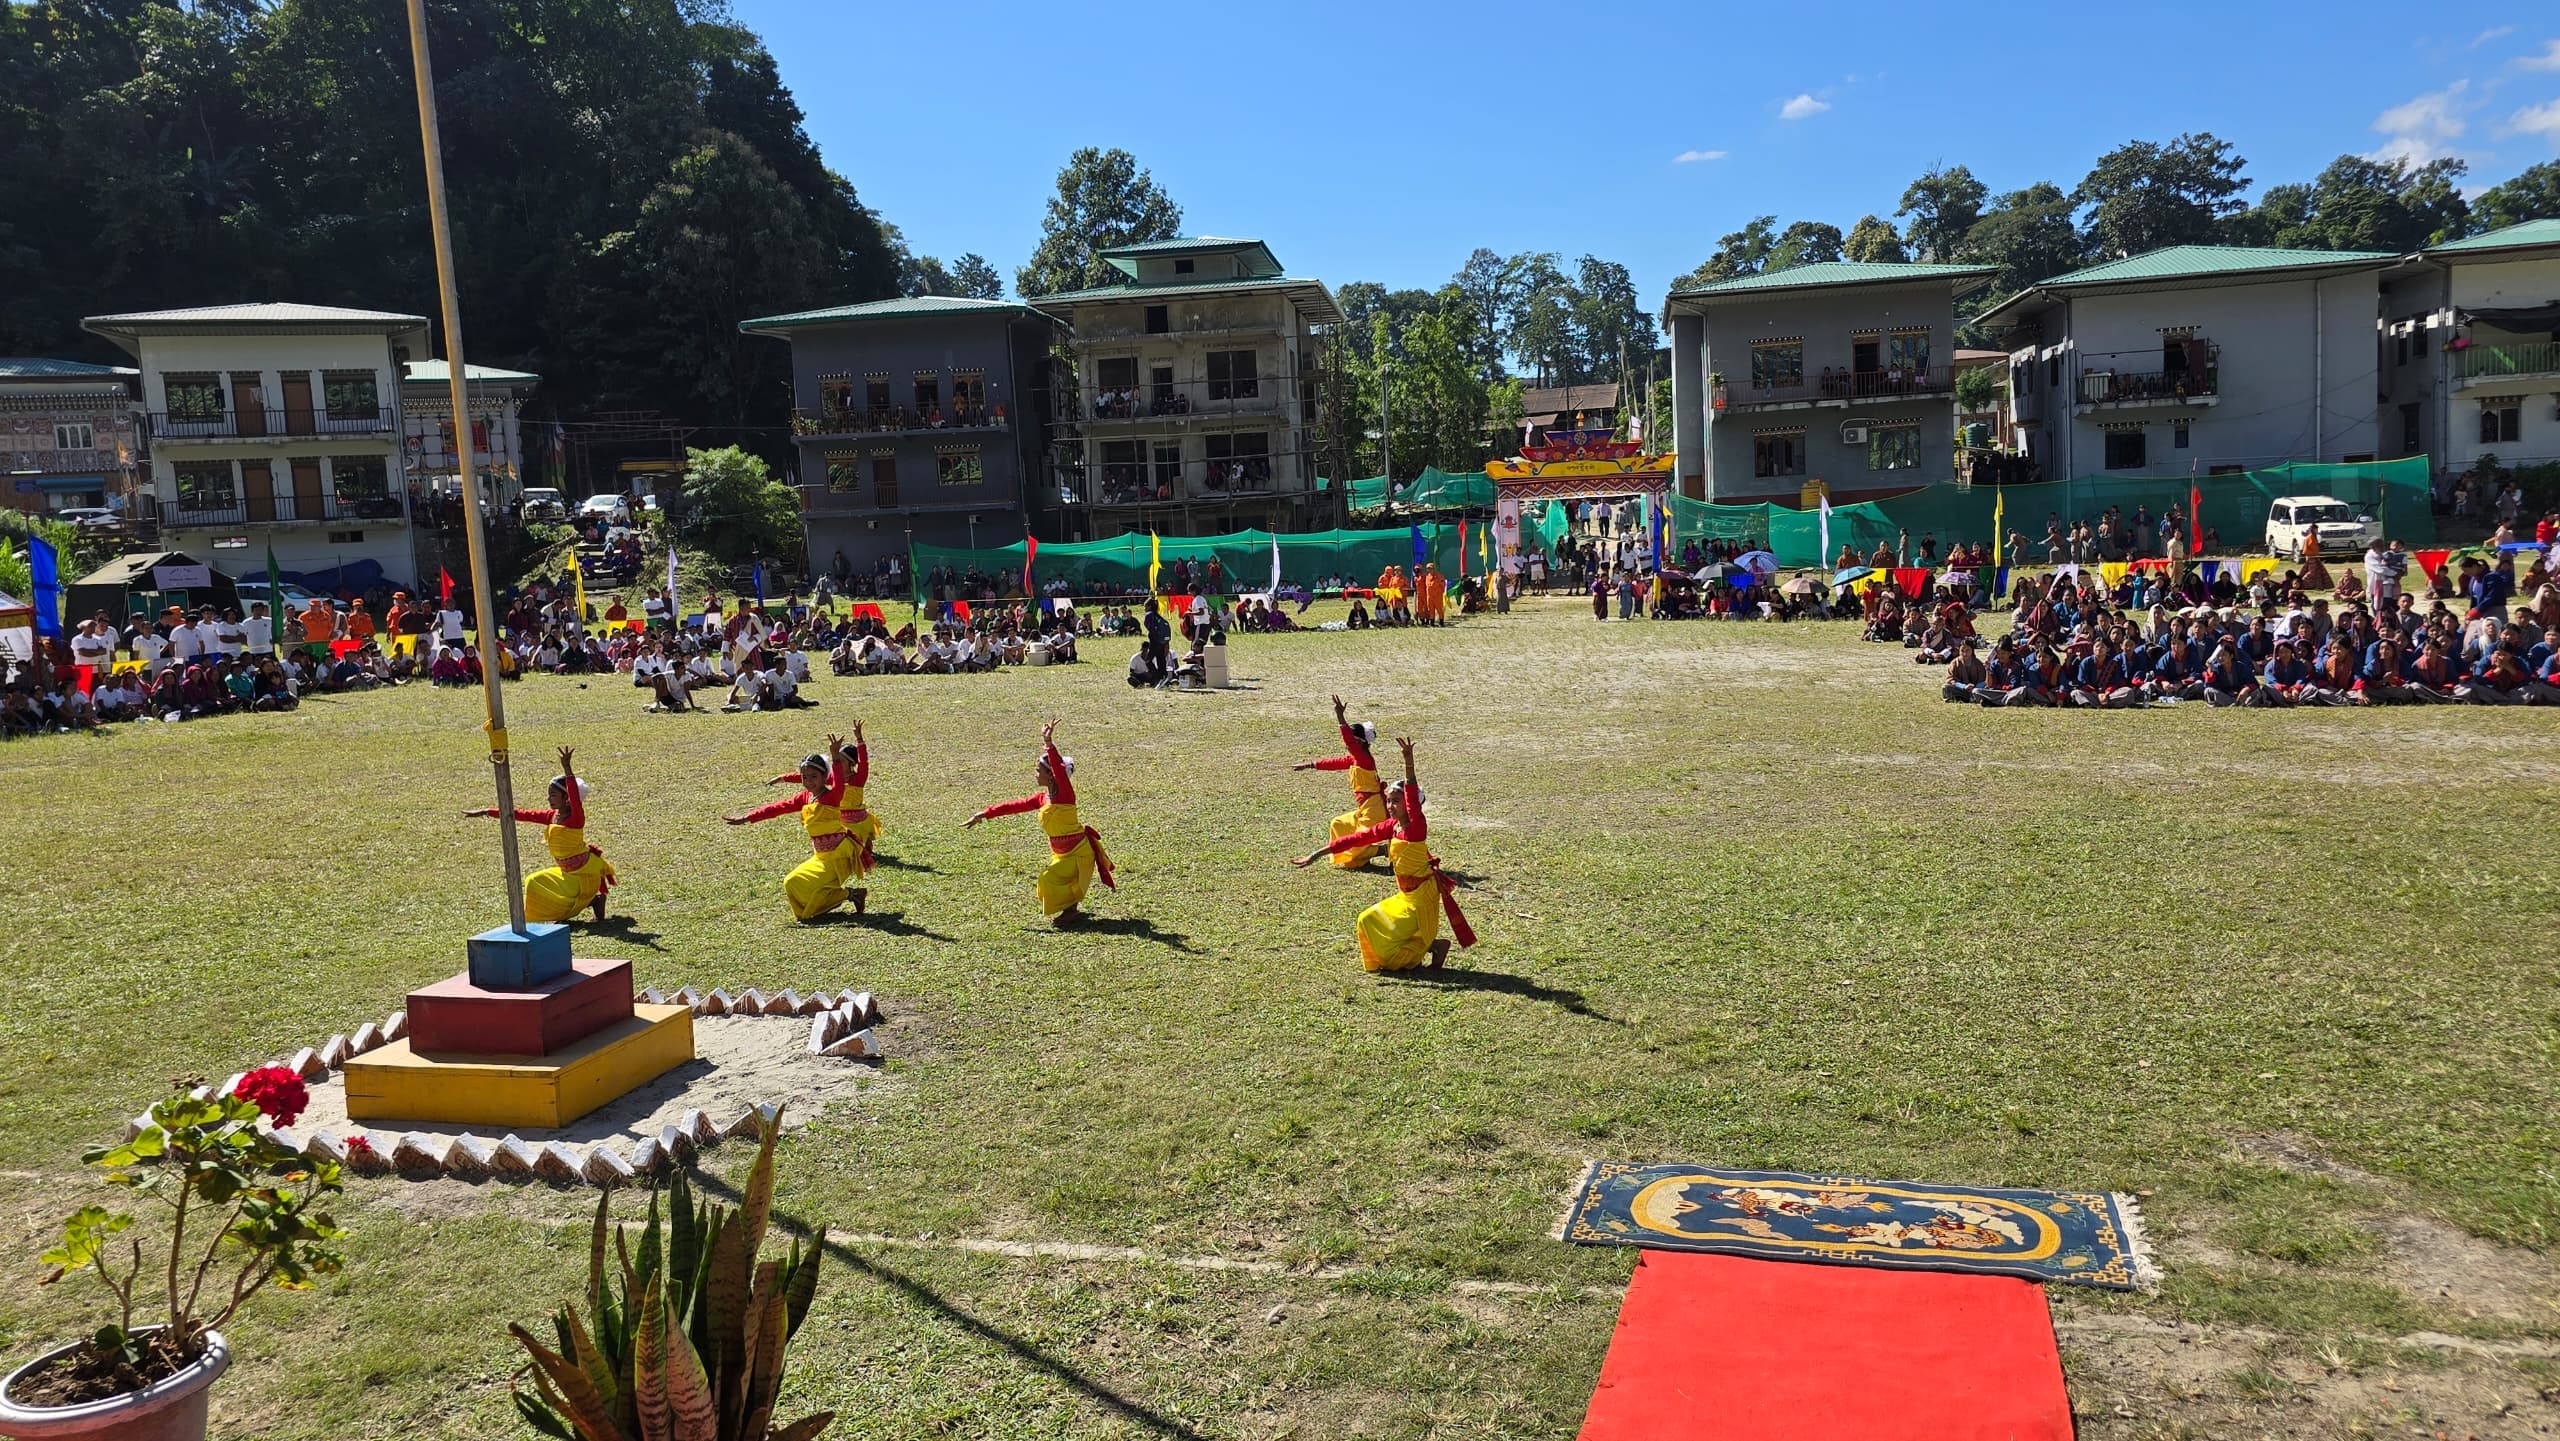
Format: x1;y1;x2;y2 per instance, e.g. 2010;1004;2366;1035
1781;576;1817;597
1734;550;1780;576
1830;566;1876;589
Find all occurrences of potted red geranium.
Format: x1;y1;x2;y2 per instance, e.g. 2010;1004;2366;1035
0;1068;344;1441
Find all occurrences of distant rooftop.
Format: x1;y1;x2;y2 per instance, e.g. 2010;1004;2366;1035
402;359;541;386
1033;273;1343;324
1097;236;1284;281
738;294;1059;335
0;357;138;381
2426;218;2560;255
84;302;432;335
1668;259;1999;302
2030;244;2396;289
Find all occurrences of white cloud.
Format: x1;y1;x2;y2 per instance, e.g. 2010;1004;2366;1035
1672;149;1729;164
2506;97;2560;146
2368;81;2470;163
1779;93;1831;121
2471;25;2516;48
2514;38;2560;69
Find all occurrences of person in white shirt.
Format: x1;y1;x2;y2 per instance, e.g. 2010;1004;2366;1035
783;644;810;683
168;612;206;667
69;617;115;673
211;608;247;659
127;621;170;675
242;603;277;658
438;605;467;646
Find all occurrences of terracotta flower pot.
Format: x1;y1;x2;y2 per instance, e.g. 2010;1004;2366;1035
0;1329;229;1441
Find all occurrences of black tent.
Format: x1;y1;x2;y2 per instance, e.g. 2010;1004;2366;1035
63;550;241;627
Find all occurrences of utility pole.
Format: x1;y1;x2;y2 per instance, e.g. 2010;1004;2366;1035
403;0;526;931
1379;366;1393;487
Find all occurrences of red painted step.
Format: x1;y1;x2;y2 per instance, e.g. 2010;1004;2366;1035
405;957;636;1058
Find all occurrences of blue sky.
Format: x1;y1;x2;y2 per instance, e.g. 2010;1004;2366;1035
730;0;2560;303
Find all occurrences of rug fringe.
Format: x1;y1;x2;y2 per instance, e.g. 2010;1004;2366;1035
1553;1159;1599;1240
2111;1191;2162;1292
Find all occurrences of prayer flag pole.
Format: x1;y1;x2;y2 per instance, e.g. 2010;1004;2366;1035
404;0;527;932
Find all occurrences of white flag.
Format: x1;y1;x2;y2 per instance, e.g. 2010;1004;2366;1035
666;546;679;610
1269;532;1282;596
1818;495;1833;567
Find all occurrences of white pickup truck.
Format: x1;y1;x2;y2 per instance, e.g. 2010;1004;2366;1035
2264;495;2382;560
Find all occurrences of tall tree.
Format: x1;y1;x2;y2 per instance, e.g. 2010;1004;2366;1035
1569;256;1655;385
2073;132;2251;257
1449;247;1530;381
1767;220;1844;271
1674;216;1776;288
1843;214;1908;262
2229;155;2470;251
1897;166;1987;262
1504;254;1579;386
1959;182;2087;306
1014;146;1182;297
2469;161;2560;234
948;254;1003;299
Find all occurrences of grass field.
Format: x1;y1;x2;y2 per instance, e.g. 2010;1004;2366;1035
2;597;2555;1439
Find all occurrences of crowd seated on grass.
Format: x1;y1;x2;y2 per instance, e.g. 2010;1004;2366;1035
1930;566;2560;708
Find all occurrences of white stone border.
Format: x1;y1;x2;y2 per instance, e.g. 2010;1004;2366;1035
136;987;885;1189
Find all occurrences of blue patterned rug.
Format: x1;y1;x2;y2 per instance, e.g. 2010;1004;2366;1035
1562;1161;2156;1291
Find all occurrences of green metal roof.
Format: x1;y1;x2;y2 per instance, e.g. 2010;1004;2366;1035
1098;236;1283;280
0;357;137;379
737;294;1057;333
2031;244;2395;288
1667;259;1997;299
402;359;539;386
1033;273;1343;323
2426;218;2560;254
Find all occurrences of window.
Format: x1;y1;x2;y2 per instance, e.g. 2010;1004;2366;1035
1144;304;1169;335
2400;403;2421;451
2046;356;2060;389
1887;329;1931;376
1753;430;1806;478
952;370;986;421
322;372;379;418
2480;404;2521;444
1151;442;1181;493
2394;335;2409;366
53;422;94;451
2414;330;2427;357
2172;420;2191;450
2208;464;2245;477
330;456;389;502
825;452;862;492
327;530;365;544
1748;342;1804;392
872;456;899;506
2103;428;2148;470
819;379;859;422
912;373;940;413
1096;357;1138;389
1866;423;1920;471
865;377;891;412
1100;439;1143;501
1173;257;1195;275
1205;432;1270;487
174;460;236;513
166;374;223;422
1206;350;1259;400
936;449;983;486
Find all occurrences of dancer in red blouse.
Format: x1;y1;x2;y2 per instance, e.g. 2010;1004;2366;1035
723;730;874;921
1293;737;1475;971
1291;693;1388;867
963;717;1112;924
465;745;615;922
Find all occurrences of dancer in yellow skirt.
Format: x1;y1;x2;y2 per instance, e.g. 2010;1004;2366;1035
1290;693;1387;867
964;717;1114;925
1293;737;1476;971
724;729;875;921
466;745;616;922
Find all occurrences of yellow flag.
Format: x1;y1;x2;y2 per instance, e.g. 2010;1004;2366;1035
1148;531;1163;617
572;555;588;629
1992;487;2005;567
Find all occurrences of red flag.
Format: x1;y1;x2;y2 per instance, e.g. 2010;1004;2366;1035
951;598;972;622
1022;534;1039;596
2189;483;2202;553
438;567;456;605
1457;520;1468;579
74;665;94;695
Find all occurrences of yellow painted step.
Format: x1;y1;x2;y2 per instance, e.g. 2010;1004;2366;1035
342;1004;695;1130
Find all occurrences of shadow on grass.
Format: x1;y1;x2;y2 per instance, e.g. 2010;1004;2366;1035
808;908;955;942
691;1178;1208;1441
586;914;667;951
1074;914;1201;953
1382;965;1620;1024
869;851;940;874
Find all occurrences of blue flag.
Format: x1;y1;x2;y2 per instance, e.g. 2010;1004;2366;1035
751;561;765;603
1409;525;1426;568
1648;495;1666;570
28;534;62;639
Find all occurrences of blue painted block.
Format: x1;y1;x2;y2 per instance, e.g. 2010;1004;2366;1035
466;923;573;989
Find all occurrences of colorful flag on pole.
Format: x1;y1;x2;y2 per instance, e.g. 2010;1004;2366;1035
438;566;456;607
666;546;679;610
1818;494;1833;567
1022;533;1039;596
1409;525;1426;568
28;534;61;639
1148;531;1163;618
2189;481;2203;553
266;546;286;645
571;555;587;627
1992;487;2005;567
1457;519;1468;579
1267;532;1281;596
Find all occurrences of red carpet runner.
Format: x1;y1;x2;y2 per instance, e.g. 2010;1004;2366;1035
1578;1251;2073;1440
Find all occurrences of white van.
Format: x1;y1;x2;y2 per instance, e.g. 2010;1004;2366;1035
2264;495;2381;560
519;487;568;522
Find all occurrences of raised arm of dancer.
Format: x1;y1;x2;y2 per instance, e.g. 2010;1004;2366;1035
726;791;810;825
847;721;870;787
555;746;584;828
1042;719;1074;803
466;806;559;823
1294;817;1396;867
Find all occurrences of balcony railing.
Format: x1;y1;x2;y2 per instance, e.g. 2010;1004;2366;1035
2076;365;2218;405
1055;460;1288;506
148;408;397;441
166;493;408;527
1076;376;1302;422
2453;340;2560;383
1718;367;1947;407
794;402;1005;436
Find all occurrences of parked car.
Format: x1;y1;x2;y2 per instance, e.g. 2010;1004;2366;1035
53;506;119;528
2265;495;2381;560
234;580;322;613
519;487;568;522
578;493;632;525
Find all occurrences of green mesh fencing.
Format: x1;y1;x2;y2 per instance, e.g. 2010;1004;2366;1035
908;523;1472;599
1344;476;1393;508
1661;459;2435;567
1396;467;1499;510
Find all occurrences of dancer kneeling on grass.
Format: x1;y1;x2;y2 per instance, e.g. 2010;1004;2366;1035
724;729;875;921
466;745;615;922
963;717;1113;925
1290;693;1387;867
1293;737;1476;972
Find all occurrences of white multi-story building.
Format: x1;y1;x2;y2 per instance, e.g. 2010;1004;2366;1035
402;358;538;508
1034;236;1342;538
0;359;142;519
2379;219;2560;476
83;303;431;590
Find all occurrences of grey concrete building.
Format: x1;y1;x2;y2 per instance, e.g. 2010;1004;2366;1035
1033;237;1343;538
1977;245;2391;482
1665;260;1995;503
739;295;1063;578
2379;218;2560;476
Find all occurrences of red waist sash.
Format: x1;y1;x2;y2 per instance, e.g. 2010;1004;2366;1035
1392;859;1475;947
1048;826;1116;889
